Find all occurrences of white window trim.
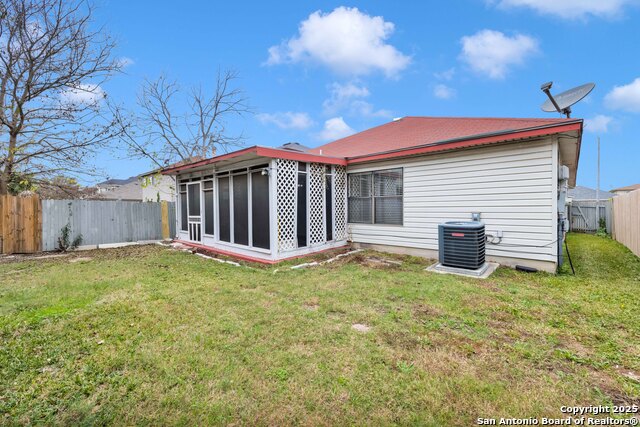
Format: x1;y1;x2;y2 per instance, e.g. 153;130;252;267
347;167;404;226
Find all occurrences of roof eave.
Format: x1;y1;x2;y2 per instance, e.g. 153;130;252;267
161;146;347;175
345;120;583;164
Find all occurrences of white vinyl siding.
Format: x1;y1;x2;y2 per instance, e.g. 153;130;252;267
347;139;558;264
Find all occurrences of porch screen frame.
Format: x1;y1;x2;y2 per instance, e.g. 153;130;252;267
215;163;272;254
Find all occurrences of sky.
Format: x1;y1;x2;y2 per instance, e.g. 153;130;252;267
91;0;640;190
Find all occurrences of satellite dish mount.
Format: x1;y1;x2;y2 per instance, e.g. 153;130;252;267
540;81;595;118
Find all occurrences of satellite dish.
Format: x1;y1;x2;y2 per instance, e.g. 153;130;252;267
540;82;595;118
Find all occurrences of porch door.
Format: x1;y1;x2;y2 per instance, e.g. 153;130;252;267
187;182;202;242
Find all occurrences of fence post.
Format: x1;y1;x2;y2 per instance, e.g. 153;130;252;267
161;201;170;240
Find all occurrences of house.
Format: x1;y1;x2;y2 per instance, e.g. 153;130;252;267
162;116;583;273
610;184;640;195
139;158;206;202
93;176;142;201
139;171;176;202
568;185;614;201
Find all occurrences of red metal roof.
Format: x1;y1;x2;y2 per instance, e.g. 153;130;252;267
311;116;580;158
162;116;582;174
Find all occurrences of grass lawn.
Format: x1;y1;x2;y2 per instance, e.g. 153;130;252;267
1;234;639;425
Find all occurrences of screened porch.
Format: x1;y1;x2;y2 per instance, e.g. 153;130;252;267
173;156;348;262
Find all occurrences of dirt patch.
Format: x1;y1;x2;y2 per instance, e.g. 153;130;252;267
477;280;503;292
69;257;92;263
0;253;69;264
380;330;423;349
352;323;371;333
303;297;320;311
412;303;445;319
590;368;640;406
336;253;404;269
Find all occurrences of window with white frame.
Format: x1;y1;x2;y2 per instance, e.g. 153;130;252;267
348;168;403;225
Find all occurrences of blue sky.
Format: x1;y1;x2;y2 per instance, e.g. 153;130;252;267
94;0;640;190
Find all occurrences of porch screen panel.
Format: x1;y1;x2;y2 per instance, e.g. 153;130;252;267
334;166;347;240
276;159;298;252
325;168;333;241
297;164;308;248
188;184;200;216
204;181;214;235
374;169;403;225
348;173;372;223
251;171;270;249
233;174;249;246
179;184;187;231
218;177;231;242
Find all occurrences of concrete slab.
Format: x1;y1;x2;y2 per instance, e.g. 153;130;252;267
425;262;499;279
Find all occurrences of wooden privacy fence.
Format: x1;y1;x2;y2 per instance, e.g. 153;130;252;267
0;196;175;254
569;200;612;234
0;195;42;254
612;190;640;257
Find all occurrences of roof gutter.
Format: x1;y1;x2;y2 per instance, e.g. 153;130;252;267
161;146;347;174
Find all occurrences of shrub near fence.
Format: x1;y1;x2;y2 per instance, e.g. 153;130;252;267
612;190;640;257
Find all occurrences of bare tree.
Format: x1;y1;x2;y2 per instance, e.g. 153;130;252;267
0;0;122;194
114;68;250;169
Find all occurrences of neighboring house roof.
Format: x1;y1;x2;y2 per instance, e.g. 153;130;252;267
162;117;582;178
92;180;142;201
311;116;578;158
279;142;311;152
568;185;614;200
611;183;640;193
97;176;138;186
139;157;205;178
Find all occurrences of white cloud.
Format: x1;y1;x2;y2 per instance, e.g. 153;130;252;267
605;78;640;113
349;100;392;118
318;117;355;141
491;0;635;19
322;82;391;118
460;30;538;79
434;68;455;81
116;57;135;68
257;111;314;130
266;7;411;77
433;84;456;100
322;82;370;114
584;115;613;133
60;83;106;106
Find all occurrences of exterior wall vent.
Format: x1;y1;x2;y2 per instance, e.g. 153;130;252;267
438;221;486;270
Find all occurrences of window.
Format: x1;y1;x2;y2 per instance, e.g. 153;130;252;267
348;173;372;224
373;169;403;225
348;168;403;225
